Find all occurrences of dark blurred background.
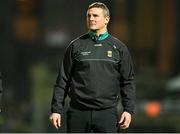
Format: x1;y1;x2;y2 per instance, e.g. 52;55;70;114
0;0;180;132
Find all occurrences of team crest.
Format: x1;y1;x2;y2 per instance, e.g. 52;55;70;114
107;51;112;57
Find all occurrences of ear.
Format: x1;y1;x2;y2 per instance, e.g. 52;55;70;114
105;16;110;25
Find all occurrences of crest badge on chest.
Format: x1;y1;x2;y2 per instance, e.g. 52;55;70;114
107;51;112;57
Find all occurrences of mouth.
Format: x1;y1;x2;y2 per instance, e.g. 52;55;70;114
89;23;96;26
89;21;96;25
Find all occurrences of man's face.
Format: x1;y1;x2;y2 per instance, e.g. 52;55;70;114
87;7;109;32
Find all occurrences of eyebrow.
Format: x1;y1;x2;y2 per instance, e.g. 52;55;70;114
87;13;99;17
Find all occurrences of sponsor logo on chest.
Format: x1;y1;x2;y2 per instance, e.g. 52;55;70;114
94;44;102;47
80;51;91;56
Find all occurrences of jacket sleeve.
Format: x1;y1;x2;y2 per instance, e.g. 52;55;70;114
119;46;136;115
0;72;2;111
51;44;74;114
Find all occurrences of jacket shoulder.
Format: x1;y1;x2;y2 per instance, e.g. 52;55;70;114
64;33;89;51
70;33;89;45
108;35;127;50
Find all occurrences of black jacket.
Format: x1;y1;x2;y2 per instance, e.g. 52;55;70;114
51;33;136;114
0;72;2;110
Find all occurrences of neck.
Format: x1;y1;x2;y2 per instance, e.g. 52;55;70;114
90;28;107;36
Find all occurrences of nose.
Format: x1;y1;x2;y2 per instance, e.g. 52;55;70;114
89;15;94;21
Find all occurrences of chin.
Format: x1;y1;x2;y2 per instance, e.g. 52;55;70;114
90;28;98;31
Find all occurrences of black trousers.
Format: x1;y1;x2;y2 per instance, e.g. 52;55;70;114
66;105;118;133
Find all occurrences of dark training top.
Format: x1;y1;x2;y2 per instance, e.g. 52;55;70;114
0;72;2;110
51;32;136;114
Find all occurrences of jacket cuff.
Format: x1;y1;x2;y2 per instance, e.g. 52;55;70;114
123;108;134;115
51;109;62;114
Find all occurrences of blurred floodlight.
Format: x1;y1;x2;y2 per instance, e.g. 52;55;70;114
166;75;180;91
45;29;69;47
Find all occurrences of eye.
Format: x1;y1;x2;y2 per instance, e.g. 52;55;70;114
87;14;91;18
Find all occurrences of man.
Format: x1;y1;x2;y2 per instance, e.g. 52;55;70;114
0;72;2;113
50;2;136;133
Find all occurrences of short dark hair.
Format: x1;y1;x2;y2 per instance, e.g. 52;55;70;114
88;2;110;17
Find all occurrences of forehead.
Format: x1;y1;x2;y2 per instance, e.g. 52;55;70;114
87;7;104;15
